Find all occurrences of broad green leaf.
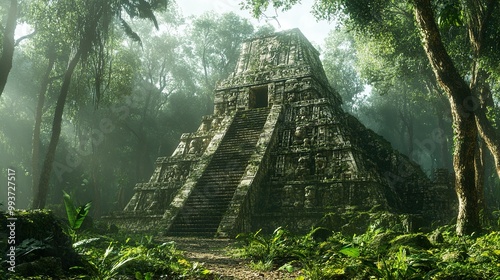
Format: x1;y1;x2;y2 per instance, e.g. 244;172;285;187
73;237;100;248
339;247;360;258
63;191;77;229
72;201;92;230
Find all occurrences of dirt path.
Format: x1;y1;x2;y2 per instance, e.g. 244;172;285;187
166;237;301;280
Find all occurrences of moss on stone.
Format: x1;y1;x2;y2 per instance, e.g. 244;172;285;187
0;210;87;278
390;233;433;251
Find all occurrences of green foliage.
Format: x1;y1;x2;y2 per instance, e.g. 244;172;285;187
83;242;137;280
236;226;500;279
15;237;53;258
339;246;360;258
322;28;364;113
377;246;437;280
71;233;212;279
63;190;91;231
319;13;454;171
1;0;280;213
187;11;255;94
235;227;295;268
236;227;368;278
436;0;464;29
240;0;301;18
62;191;91;241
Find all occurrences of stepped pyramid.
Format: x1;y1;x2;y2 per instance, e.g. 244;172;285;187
107;29;455;237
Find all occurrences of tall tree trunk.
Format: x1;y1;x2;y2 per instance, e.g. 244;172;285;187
467;0;500;181
90;137;101;217
452;106;480;235
32;53;56;203
426;82;453;169
0;0;18;96
398;93;415;160
413;0;480;235
472;70;500;180
137;90;152;180
475;138;486;214
33;50;82;209
475;110;500;180
436;111;452;169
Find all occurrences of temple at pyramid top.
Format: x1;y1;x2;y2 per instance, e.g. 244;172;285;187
214;28;341;111
234;28;322;74
106;29;456;237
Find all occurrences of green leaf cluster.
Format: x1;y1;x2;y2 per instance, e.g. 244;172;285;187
240;0;302;18
72;234;212;279
62;190;92;243
63;190;91;231
236;226;500;279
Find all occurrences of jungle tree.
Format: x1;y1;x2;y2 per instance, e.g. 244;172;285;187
186;12;254;113
0;0;19;96
322;29;364;114
30;0;168;209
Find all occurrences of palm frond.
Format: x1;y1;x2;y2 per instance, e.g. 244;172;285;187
137;0;159;29
119;17;142;47
120;0;161;29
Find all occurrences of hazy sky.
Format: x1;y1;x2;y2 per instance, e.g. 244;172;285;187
14;1;334;49
176;0;334;48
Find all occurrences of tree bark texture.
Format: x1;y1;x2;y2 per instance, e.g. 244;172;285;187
413;0;481;235
0;0;18;96
33;50;82;209
471;70;500;181
466;0;500;181
436;110;452;170
475;109;500;180
475;138;486;212
32;54;56;204
32;0;101;208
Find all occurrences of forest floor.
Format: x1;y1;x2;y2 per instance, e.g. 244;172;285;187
165;237;301;280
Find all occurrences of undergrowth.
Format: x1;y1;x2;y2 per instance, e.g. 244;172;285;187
72;233;213;279
7;231;214;280
2;194;214;280
235;226;500;280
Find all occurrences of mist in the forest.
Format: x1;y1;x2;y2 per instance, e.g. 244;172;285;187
1;1;499;215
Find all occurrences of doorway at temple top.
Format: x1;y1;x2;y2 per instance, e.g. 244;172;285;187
249;85;268;108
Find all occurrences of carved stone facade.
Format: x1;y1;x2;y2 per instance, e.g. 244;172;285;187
105;29;456;236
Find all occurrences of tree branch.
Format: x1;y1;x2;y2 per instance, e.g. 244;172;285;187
14;31;36;46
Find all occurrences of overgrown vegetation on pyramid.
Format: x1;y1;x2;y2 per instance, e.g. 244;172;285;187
106;29;456;237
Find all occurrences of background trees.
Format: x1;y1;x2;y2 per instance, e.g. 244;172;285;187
185;12;256;114
321;29;365;116
0;2;275;215
321;26;453;173
1;0;498;235
29;0;170;209
0;0;18;96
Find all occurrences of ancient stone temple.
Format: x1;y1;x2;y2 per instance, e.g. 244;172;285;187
107;29;456;237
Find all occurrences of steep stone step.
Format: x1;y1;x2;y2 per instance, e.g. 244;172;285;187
184;197;236;204
174;217;222;223
168;108;270;237
180;209;229;215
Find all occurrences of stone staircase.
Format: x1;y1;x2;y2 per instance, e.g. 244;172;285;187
168;108;271;236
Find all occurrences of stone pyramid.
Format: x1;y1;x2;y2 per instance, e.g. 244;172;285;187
107;29;455;237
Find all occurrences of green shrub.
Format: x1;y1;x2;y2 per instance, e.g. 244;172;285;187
236;226;500;280
73;234;212;279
